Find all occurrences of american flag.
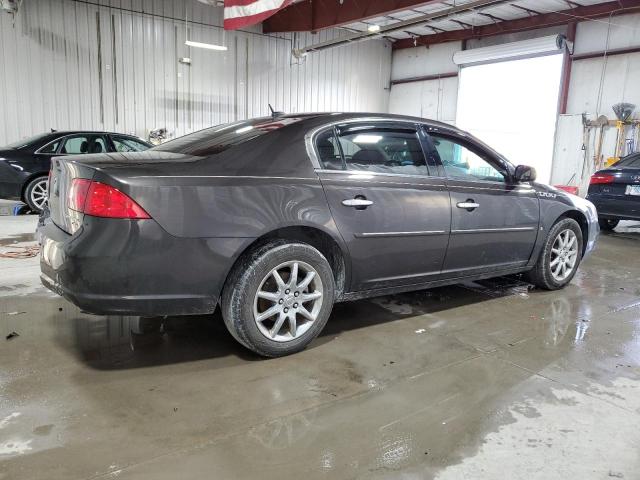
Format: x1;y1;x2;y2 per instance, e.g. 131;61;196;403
224;0;293;30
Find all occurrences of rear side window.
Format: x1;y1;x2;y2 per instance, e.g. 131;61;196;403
315;129;344;170
39;140;60;154
336;126;429;176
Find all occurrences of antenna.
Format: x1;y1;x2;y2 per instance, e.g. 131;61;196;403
268;104;284;119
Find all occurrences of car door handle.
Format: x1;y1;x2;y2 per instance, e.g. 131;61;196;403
342;198;373;209
457;201;479;210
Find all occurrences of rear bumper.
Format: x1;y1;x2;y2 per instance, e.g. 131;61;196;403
38;216;251;316
587;194;640;220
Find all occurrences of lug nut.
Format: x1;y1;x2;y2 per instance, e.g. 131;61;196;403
293;303;298;308
279;299;284;304
284;308;289;313
285;289;290;294
294;291;299;297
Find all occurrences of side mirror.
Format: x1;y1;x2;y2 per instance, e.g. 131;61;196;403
514;165;537;183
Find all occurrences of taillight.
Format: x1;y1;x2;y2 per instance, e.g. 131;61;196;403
590;173;614;185
68;179;150;219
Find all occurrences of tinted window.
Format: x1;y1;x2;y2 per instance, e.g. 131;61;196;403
154;117;305;156
112;136;150;152
60;135;107;155
432;135;505;183
336;127;429;176
616;154;640;168
315;129;344;170
39;140;60;154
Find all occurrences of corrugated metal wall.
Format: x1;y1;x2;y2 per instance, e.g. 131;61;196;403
0;0;392;145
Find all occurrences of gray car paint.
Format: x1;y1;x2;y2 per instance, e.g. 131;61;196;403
38;113;599;317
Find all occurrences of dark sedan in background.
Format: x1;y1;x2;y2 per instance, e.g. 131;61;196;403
38;113;598;357
587;152;640;231
0;131;151;212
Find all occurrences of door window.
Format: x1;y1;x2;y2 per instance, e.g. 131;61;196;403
111;136;150;152
431;135;505;183
336;127;429;176
60;135;107;155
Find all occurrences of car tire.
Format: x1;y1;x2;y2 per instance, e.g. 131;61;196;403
24;175;49;213
598;218;619;231
527;217;583;290
221;240;335;357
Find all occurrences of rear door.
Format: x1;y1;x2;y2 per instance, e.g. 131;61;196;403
315;121;451;292
425;128;539;276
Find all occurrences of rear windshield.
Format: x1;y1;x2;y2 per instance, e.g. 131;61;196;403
615;154;640;168
2;133;52;149
153;117;304;156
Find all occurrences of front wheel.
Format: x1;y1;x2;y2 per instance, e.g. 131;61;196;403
221;241;335;357
24;175;49;213
527;218;583;290
598;218;619;231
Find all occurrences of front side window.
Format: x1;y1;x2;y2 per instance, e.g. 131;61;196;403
431;135;505;183
334;126;429;176
112;136;150;152
60;135;107;155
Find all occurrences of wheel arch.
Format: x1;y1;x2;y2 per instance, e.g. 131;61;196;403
558;209;589;256
21;171;49;202
223;225;349;300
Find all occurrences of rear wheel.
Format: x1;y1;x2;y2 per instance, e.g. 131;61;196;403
221;241;335;357
598;218;619;231
24;175;48;213
527;218;583;290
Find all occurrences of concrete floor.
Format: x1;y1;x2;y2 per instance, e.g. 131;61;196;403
1;215;639;480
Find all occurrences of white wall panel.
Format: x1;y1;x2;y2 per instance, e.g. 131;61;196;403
0;0;391;145
573;13;640;55
389;77;457;123
391;41;460;80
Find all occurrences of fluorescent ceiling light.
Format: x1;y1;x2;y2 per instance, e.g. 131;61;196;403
353;134;382;144
235;125;254;134
185;40;227;51
367;25;381;33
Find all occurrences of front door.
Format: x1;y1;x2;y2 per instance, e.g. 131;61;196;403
426;131;540;276
315;122;451;291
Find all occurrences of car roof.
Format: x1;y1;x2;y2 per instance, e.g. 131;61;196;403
277;112;464;134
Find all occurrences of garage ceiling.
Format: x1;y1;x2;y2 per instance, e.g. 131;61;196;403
264;0;640;49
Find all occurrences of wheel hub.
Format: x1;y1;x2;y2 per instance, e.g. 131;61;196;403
253;260;324;342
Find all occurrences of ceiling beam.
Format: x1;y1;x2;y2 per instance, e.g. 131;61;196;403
263;0;442;33
393;0;640;49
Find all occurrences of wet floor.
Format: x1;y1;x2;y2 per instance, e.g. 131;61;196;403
1;217;639;479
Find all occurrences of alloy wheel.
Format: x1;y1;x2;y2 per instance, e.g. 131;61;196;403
29;179;48;210
550;229;578;282
253;260;324;342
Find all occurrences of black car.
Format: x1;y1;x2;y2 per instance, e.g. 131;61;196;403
0;131;151;212
587;153;640;231
38;113;599;357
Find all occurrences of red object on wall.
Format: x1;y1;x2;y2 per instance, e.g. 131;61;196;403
224;0;293;30
555;185;580;195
